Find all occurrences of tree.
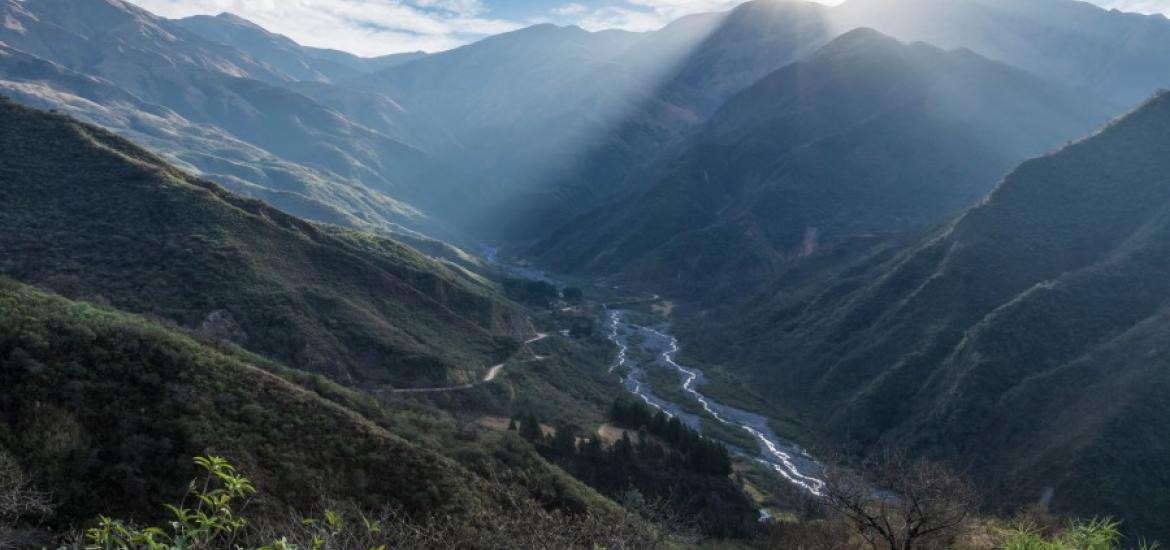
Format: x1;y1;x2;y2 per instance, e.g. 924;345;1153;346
519;413;543;442
549;424;578;457
821;448;977;550
562;287;584;304
0;450;53;549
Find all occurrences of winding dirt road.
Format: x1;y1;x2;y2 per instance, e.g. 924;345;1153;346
387;333;548;394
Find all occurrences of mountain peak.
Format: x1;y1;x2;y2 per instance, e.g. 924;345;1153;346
813;27;903;57
214;12;266;30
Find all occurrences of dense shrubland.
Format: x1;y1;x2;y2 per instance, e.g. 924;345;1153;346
511;400;761;538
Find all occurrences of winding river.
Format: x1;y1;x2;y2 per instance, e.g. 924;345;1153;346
480;249;826;497
606;309;826;496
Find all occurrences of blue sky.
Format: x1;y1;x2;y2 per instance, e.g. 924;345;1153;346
131;0;1170;56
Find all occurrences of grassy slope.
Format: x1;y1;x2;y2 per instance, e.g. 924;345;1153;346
0;278;491;522
0;278;631;535
0;96;516;388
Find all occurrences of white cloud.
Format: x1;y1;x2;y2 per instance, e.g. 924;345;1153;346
1093;0;1170;15
551;3;588;17
129;0;1170;57
566;0;741;32
560;0;846;33
130;0;521;56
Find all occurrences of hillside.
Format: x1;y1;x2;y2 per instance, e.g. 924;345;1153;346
0;97;517;388
533;29;1110;295
0;278;645;545
0;0;459;238
680;91;1170;540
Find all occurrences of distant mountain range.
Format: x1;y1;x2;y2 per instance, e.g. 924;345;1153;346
4;0;1170;248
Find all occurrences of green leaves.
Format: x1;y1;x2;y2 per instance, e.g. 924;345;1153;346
85;455;255;550
1003;518;1161;550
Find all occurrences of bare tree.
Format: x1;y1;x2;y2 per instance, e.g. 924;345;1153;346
0;450;53;548
821;447;977;550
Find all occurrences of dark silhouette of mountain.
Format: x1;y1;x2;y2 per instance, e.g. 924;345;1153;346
0;97;516;388
682;90;1170;541
533;29;1111;295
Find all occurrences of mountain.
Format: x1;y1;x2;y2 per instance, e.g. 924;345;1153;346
681;91;1170;540
834;0;1170;108
354;1;841;241
354;23;698;239
532;29;1111;295
0;0;285;84
0;96;518;388
174;13;423;83
0;0;458;239
641;0;835;117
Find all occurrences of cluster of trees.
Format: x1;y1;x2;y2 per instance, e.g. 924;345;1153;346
511;400;756;538
502;279;559;308
608;399;733;476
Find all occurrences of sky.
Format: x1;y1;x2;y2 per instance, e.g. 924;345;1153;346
131;0;1170;57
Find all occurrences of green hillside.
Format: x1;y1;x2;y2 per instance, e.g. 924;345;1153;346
0;96;515;388
0;278;653;546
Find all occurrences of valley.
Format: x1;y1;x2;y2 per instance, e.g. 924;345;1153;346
3;0;1170;547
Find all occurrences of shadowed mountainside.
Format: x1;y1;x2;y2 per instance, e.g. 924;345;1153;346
680;91;1170;540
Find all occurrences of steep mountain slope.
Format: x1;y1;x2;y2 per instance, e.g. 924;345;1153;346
0;279;630;539
0;41;431;234
0;0;457;238
533;29;1110;294
685;91;1170;539
0;97;517;388
834;0;1170;108
0;279;496;523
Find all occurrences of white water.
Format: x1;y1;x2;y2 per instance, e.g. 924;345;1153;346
606;310;825;496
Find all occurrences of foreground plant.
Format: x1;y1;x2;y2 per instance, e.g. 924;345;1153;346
80;455;670;549
1002;518;1160;550
86;455;255;550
